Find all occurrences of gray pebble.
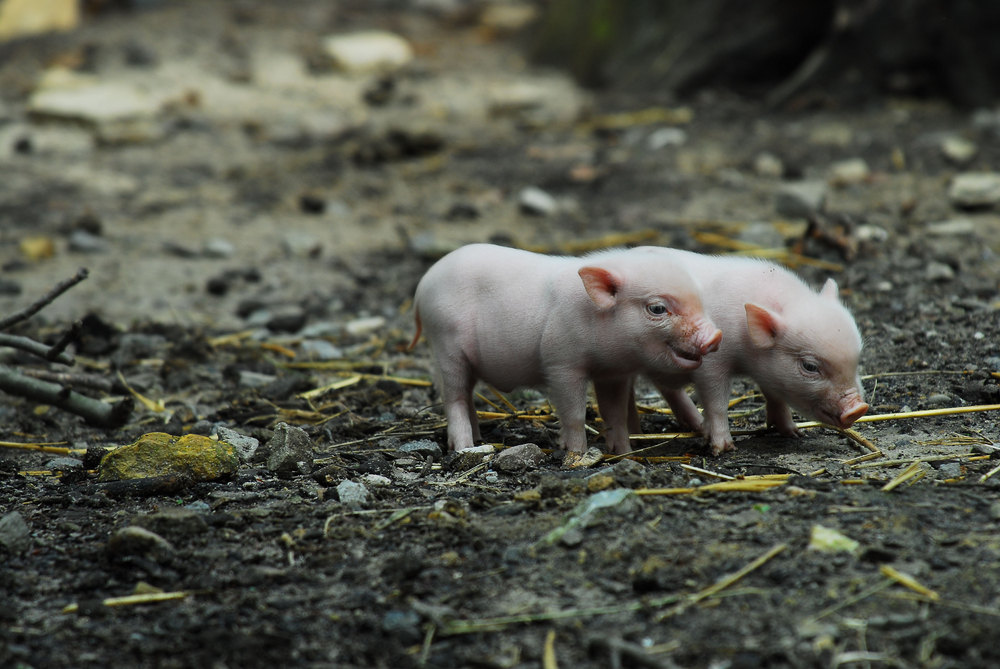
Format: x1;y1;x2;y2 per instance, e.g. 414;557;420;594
448;445;494;471
202;238;235;258
493;442;545;473
107;526;174;561
0;511;31;554
990;501;1000;520
937;462;962;479
239;370;277;388
68;230;110;253
925;393;953;408
217;426;260;463
266;422;314;477
44;457;84;471
775;181;827;218
299;339;343;360
337;480;370;509
398;439;443;459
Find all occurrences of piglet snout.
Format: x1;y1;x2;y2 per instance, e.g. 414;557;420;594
839;401;869;427
700;327;722;355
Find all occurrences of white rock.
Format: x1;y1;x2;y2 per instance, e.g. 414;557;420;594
941;136;977;165
926;218;976;236
323;31;413;74
29;72;163;143
926;261;955;282
0;0;78;41
855;224;889;242
336;480;370;509
949;172;1000;209
647;127;687;150
360;473;391;487
518;186;558;216
345;316;385;337
775;181;827;218
753;152;784;178
829;158;870;185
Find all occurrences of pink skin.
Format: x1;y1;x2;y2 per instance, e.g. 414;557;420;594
630;248;868;455
412;244;722;455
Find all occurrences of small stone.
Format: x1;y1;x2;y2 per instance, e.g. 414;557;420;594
448;445;494;471
397;439;443;459
925;393;953;408
775;181;827;218
855;224;889;242
266;308;308;333
299;339;343;360
67;230;109;253
938;462;962;479
753;152;784;178
828;158;870;185
131;507;208;542
518;186;558;216
381;609;422;645
990;501;1000;520
0;511;30;555
925;261;955;282
266;422;314;477
647;127;687;150
202;238;235;258
926;219;976;236
107;526;174;560
344;316;385;337
808;123;853;147
808;525;859;554
239;370;277;388
361;473;391;487
44;457;84;471
563;446;604;468
941;136;977;165
479;2;538;32
323;31;414;74
948;172;1000;209
282;232;322;258
216;426;260;463
337;480;370;509
493;443;545;473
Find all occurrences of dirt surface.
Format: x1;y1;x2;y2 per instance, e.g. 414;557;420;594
2;2;1000;668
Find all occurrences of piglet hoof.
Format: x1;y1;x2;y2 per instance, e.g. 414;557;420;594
707;437;736;456
563;446;604;468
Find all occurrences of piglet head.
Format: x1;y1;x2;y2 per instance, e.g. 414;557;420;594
744;285;867;429
579;262;721;371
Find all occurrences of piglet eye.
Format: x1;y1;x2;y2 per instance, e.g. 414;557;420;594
801;359;821;374
647;303;670;316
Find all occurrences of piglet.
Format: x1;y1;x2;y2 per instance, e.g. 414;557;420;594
412;243;722;454
631;248;868;455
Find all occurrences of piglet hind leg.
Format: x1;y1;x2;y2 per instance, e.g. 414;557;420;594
594;378;633;455
433;356;481;451
546;371;592;454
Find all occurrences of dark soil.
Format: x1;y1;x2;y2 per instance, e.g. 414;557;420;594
2;2;1000;668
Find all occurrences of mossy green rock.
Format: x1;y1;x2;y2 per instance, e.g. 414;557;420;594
98;432;238;482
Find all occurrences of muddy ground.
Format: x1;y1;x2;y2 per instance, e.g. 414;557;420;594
2;2;1000;668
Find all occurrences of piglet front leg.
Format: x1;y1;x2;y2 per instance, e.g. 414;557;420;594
765;395;802;438
693;376;736;455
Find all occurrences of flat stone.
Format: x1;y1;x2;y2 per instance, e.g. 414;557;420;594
775;181;827;218
397;439;443;459
448;444;494;471
949;172;1000;209
647;127;687;150
98;432;238;482
926;218;976;236
323;31;413;74
493;443;545;473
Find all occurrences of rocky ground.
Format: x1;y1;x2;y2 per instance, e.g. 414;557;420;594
2;1;1000;668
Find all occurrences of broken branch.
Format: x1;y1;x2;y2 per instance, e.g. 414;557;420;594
0;364;132;428
0;267;88;331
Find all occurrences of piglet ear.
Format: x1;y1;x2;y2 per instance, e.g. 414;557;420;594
579;266;623;309
745;303;785;349
820;278;840;301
